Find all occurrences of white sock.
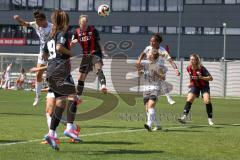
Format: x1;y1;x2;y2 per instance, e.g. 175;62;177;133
35;82;43;98
54;132;58;138
46;113;51;129
154;110;160;127
151;108;156;126
66;123;75;131
147;108;155;128
165;93;171;100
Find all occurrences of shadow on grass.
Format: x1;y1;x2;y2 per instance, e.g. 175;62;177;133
186;124;223;129
79;141;142;145
162;129;207;133
216;123;240;127
61;149;163;155
101;149;163;155
83;125;143;130
61;140;142;145
0;140;23;144
0;112;42;116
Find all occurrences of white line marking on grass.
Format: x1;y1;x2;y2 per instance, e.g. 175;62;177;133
0;129;145;147
0;123;240;147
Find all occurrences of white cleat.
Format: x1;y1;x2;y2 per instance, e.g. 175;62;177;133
33;97;40;106
208;118;214;126
152;126;162;131
167;97;176;105
100;85;107;94
178;115;187;124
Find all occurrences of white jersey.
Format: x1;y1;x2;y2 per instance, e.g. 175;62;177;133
142;62;162;92
143;45;171;67
29;21;52;53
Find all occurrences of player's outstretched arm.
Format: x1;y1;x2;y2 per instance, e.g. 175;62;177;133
169;59;180;76
13;15;30;27
30;66;47;72
136;52;146;70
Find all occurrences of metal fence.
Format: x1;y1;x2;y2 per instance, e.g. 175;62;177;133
71;56;240;98
1;53;240;97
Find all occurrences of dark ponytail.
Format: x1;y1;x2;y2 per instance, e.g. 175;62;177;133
33;10;46;20
152;33;163;44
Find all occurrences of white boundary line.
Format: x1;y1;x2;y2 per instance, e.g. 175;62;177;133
1;123;240;147
0;129;146;147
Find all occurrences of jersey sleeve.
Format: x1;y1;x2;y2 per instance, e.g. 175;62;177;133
159;47;171;61
56;32;67;46
201;66;211;77
72;29;78;40
29;21;38;30
143;46;149;54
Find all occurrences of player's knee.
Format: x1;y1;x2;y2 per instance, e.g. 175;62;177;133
46;107;54;116
203;99;211;104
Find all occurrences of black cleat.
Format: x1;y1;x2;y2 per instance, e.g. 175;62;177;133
144;124;152;132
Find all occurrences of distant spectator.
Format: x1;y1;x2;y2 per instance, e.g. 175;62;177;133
3;63;12;90
0;70;6;88
16;67;26;89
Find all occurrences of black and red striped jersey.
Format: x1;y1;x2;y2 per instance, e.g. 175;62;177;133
73;26;101;55
187;65;211;88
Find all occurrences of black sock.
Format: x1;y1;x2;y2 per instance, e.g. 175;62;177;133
206;103;213;118
50;107;64;131
67;100;77;123
183;101;192;115
96;69;106;86
77;80;84;96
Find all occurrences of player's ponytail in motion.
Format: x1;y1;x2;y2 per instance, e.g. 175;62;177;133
152;33;163;44
190;53;202;69
50;10;69;38
33;10;46;20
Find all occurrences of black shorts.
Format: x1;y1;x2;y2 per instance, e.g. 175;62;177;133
79;54;103;74
47;89;63;98
143;94;158;105
47;59;76;97
188;86;210;98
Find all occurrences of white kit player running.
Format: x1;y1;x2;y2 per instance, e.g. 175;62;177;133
14;10;52;106
136;34;180;105
139;49;165;131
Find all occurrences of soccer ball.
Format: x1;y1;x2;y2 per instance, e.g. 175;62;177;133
98;4;110;17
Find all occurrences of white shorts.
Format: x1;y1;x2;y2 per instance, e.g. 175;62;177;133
46;92;55;98
37;52;47;65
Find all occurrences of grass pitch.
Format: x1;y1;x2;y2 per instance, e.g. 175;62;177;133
0;89;240;160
